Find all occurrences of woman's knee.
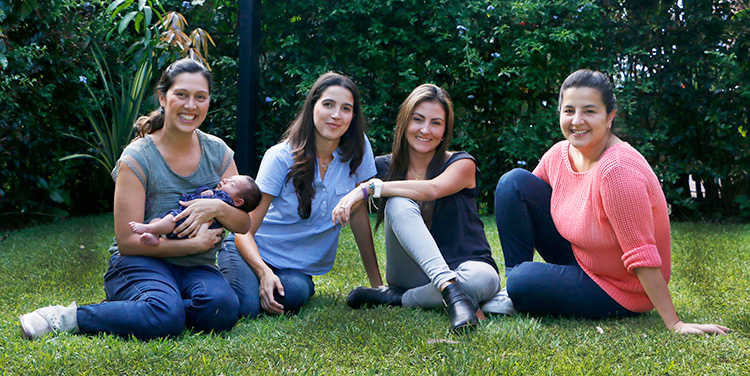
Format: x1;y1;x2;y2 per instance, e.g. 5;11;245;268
190;287;239;333
495;168;533;201
276;272;314;314
384;196;420;222
456;262;500;301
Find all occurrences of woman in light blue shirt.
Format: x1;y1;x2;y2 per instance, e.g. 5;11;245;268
219;72;383;317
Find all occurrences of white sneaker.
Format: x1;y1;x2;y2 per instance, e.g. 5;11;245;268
481;288;516;315
19;302;79;340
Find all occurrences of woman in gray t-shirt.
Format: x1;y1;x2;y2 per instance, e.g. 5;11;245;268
20;58;250;340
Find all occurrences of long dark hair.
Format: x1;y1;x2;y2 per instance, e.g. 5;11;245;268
283;72;367;219
376;83;455;230
132;58;213;139
558;69;617;126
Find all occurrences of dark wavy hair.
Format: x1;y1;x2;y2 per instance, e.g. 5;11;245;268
132;58;212;139
375;83;455;230
283;72;367;219
558;69;617;126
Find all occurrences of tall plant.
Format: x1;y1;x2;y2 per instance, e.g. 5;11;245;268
60;44;153;173
61;1;216;174
107;0;215;68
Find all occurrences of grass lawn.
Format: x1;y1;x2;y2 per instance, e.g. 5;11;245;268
1;214;748;375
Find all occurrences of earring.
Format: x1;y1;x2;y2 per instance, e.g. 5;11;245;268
441;137;445;141
160;107;165;114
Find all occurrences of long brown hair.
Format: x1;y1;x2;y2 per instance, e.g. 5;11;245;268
283;72;367;219
376;83;455;229
132;58;213;140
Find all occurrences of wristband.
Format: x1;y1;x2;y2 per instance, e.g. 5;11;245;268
360;184;369;201
369;178;383;198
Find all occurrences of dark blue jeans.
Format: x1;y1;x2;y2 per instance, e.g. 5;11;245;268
494;168;636;319
218;233;315;318
76;254;239;340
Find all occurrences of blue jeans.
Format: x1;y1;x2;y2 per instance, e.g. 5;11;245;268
218;233;315;317
76;254;239;340
494;169;636;319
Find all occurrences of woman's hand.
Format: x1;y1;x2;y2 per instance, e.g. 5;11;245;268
672;321;731;336
189;222;224;253
634;267;731;336
332;184;366;226
258;270;285;314
173;199;223;238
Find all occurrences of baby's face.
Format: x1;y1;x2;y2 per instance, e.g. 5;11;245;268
216;176;250;200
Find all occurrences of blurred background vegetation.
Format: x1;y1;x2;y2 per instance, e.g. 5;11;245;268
0;0;748;229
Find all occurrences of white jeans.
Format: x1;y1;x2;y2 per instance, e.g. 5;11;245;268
384;197;501;308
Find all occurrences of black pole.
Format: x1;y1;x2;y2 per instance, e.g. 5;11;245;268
236;0;260;174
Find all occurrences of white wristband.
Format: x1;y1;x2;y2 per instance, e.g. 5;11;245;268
370;178;383;198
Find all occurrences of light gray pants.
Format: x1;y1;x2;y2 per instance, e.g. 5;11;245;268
384;197;501;309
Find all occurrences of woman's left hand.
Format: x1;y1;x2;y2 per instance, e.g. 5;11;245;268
173;199;222;238
332;185;366;226
672;321;731;336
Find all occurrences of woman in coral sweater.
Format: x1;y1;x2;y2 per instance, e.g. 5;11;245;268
493;69;729;335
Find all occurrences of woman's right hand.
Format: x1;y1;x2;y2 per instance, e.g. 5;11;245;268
189;222;224;254
332;184;366;226
258;269;286;314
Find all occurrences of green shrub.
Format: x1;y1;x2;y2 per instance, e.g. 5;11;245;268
254;0;613;207
0;0;117;227
252;0;748;217
2;0;747;223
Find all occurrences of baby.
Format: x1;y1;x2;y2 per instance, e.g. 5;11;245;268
129;175;261;245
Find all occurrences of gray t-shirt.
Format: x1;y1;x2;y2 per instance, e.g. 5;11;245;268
109;130;234;267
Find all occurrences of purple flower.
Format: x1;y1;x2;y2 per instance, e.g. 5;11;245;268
487;5;495;11
78;76;87;84
265;96;273;103
491;52;501;58
467;95;475;99
456;25;466;35
182;1;191;9
517;160;527;166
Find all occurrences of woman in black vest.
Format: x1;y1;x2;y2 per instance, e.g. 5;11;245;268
333;84;503;332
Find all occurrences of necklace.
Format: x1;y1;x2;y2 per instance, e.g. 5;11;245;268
320;155;333;172
409;168;424;180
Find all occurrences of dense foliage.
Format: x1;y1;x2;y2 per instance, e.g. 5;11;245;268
0;0;747;226
0;0;115;226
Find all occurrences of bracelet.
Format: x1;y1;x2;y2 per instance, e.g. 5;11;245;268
369;178;383;198
360;183;369;201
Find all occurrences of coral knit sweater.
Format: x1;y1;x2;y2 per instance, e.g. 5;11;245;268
533;141;671;312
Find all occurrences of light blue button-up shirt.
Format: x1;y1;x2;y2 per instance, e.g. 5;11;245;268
254;136;376;275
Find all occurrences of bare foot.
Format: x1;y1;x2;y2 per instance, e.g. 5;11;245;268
139;233;159;246
129;221;148;234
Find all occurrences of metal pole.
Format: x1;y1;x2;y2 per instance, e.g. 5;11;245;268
236;0;260;174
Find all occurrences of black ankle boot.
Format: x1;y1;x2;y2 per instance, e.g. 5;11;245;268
346;286;405;309
441;282;479;333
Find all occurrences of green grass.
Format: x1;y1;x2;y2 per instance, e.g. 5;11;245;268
1;214;749;375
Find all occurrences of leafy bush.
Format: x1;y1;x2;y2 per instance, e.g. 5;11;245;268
254;0;615;207
2;0;747;224
0;0;117;227
253;0;748;217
